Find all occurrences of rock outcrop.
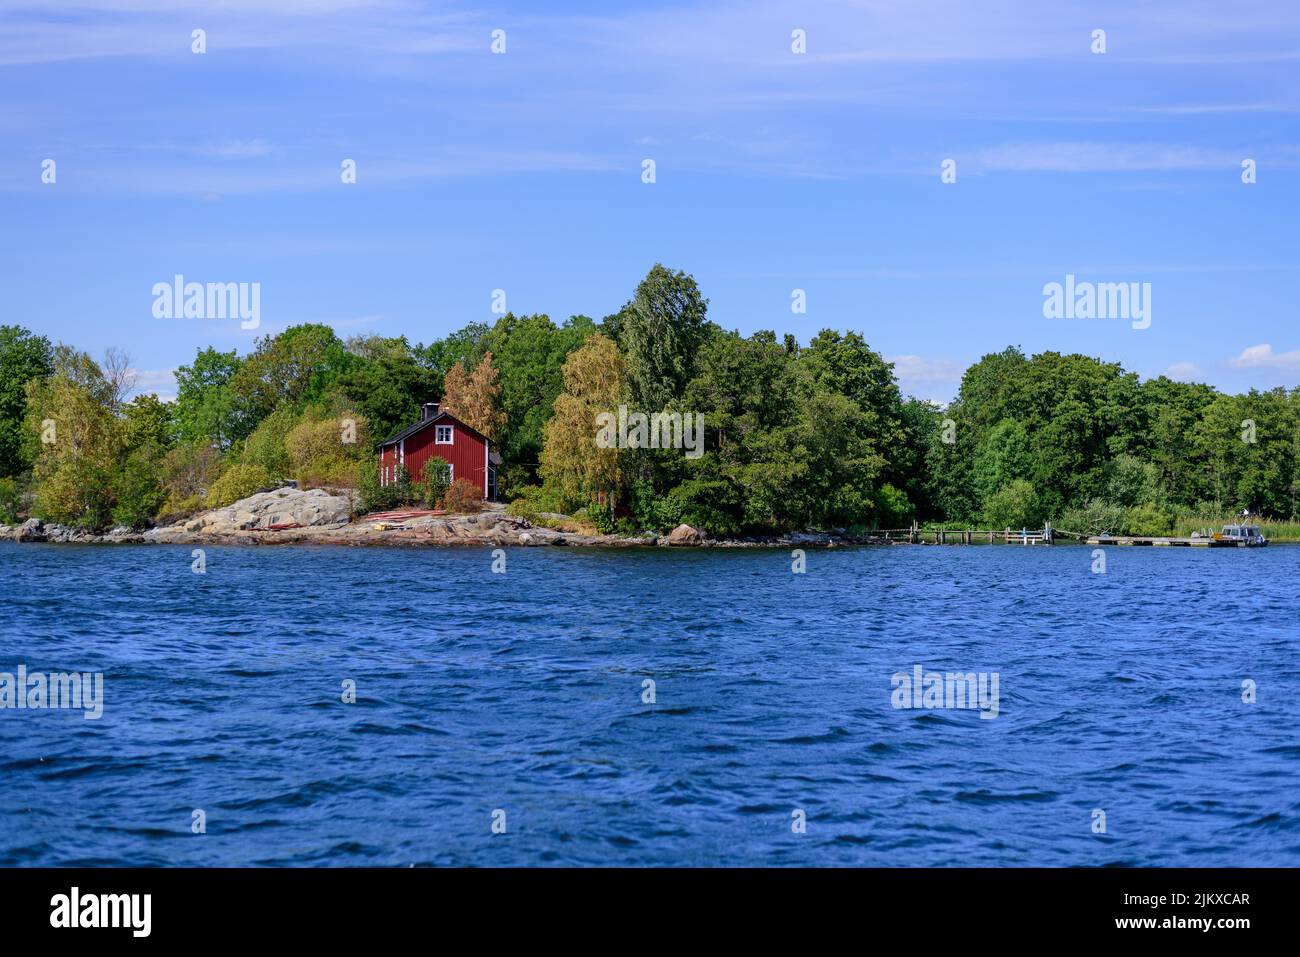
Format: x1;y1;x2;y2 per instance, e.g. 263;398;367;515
667;523;705;546
181;487;356;535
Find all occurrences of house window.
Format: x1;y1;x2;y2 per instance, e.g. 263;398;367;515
435;425;453;444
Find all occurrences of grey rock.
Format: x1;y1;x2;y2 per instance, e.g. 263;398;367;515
15;518;46;542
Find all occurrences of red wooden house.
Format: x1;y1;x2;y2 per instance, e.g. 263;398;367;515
377;403;498;499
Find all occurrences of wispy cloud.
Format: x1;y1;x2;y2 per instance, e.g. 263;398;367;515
1230;344;1300;369
1164;361;1203;381
971;142;1293;173
888;355;966;401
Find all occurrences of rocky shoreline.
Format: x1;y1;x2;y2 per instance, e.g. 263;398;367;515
1;486;875;550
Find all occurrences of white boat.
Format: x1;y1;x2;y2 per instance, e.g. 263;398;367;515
1214;524;1268;547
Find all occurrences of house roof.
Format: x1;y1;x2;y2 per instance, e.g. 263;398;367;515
378;409;491;448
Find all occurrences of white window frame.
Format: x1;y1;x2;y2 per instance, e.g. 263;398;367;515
435;425;454;445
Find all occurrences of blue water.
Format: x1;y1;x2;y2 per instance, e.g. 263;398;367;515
1;540;1297;866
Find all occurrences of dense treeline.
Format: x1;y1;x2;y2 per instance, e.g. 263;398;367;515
1;266;1298;536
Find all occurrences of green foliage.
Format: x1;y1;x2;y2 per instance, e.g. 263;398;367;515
981;479;1041;530
481;313;595;473
1058;499;1127;535
237;403;299;481
207;463;271;508
359;462;414;513
0;475;22;523
112;449;166;528
872;483;913;528
505;484;568;524
284;409;370;488
1124;502;1175;537
25;349;122;529
336;336;436;442
0;326;54;477
617;264;709;411
174;348;244;446
14;268;1300;539
1102;453;1163;508
584;502;615;533
231;324;354;423
417;457;451;508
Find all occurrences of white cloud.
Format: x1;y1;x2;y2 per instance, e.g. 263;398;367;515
971;142;1285;173
127;368;177;401
888;354;965;402
1229;343;1300;369
1164;361;1202;381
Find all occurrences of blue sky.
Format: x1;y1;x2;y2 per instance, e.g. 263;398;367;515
1;0;1297;402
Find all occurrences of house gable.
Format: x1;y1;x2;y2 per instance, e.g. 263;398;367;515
377;410;493;498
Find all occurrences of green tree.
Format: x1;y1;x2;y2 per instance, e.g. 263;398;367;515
336;336;435;442
0;325;54;477
617;265;709;411
24;349;122;528
174;347;245;446
539;333;626;509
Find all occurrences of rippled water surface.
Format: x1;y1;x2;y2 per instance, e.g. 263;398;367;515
1;541;1298;866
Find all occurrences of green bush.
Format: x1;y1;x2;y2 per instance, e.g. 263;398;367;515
1058;499;1127;536
0;476;21;524
112;450;166;528
585;502;614;533
207;463;272;508
981;479;1042;529
359;462;416;513
417;457;451;509
1125;502;1174;536
872;483;913;528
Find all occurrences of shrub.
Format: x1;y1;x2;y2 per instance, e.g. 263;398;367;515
112;450;166;528
417;457;451;509
285;411;370;489
506;484;569;522
159;440;222;512
240;404;298;481
0;476;22;524
33;459;115;529
585;502;614;533
626;480;682;531
440;477;484;514
1058;499;1127;536
872;483;913;529
981;479;1042;530
1125;502;1174;537
207;463;272;508
359;462;415;513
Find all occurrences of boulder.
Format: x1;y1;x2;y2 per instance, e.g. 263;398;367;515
665;522;707;546
15;518;46;542
667;523;705;546
184;487;356;535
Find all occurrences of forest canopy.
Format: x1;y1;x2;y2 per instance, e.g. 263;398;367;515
2;265;1297;536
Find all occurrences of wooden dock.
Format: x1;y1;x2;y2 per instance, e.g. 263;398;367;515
873;524;1266;548
1082;535;1258;548
878;524;1053;545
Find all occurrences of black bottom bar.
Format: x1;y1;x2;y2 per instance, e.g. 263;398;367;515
0;867;1279;942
